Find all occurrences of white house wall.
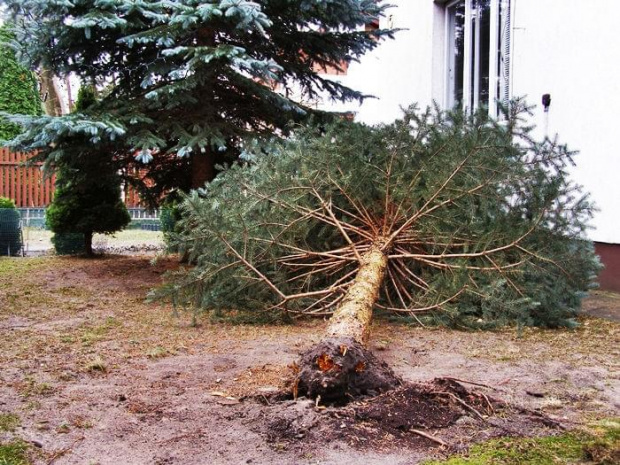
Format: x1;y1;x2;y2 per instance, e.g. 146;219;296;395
319;0;618;244
315;0;440;122
510;0;620;244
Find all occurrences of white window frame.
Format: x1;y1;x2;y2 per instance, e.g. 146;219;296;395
444;0;512;116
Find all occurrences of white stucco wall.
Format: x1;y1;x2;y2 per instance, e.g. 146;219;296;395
315;0;439;122
510;0;620;243
319;0;619;244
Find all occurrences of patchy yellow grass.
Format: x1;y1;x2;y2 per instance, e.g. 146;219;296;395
0;256;319;381
1;255;618;387
448;316;620;368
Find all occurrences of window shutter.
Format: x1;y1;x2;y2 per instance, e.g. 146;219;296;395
499;0;511;105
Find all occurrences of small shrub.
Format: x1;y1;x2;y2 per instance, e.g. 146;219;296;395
0;197;16;209
51;232;85;255
160;203;182;252
45;85;131;256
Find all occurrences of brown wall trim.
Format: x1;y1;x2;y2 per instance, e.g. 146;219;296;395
595;242;620;293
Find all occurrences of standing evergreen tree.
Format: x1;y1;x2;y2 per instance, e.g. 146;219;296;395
0;24;42;140
158;102;600;400
1;0;393;199
46;85;130;256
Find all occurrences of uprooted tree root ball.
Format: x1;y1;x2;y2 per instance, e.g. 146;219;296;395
295;337;400;402
259;377;562;452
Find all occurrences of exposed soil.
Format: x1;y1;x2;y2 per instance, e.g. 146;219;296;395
260;377;560;454
1;255;619;464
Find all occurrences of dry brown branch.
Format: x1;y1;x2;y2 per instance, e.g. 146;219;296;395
387;135;462;230
282;282;352;302
438;391;486;422
391;259;431;290
382;152;396;235
331;170;379;233
375;286;466;314
278;242;371;263
387;266;410;309
439;377;498;391
390;241;531;269
332;203;374;230
301;293;345;315
390;260;428;291
47;436;85;465
386;151;477;243
220;236;286;299
311;187;363;262
516;245;571;278
244;183;374;241
285;259;348;283
253;239;359;262
485;255;525;296
410;429;447;447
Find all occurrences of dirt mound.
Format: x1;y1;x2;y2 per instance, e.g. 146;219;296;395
354;380;479;433
259;378;558;452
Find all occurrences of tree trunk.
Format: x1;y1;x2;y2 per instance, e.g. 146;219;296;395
178;149;217;263
325;246;388;345
297;243;400;402
39;68;63;116
190;149;216;189
84;231;93;257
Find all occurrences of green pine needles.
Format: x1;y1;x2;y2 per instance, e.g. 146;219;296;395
46;85;130;256
0;25;42;140
159;102;600;329
2;0;394;198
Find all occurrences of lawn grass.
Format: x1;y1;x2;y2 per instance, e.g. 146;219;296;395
424;419;619;465
0;440;30;465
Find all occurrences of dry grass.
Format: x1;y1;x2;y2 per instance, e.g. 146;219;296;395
1;255;618;388
0;256;319;381
446;316;620;368
1;255;618;465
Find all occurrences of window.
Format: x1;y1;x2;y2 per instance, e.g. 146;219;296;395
445;0;511;116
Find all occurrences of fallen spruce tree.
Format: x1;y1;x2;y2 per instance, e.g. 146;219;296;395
159;102;600;401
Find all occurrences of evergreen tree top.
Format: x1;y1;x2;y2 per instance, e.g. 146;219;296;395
1;0;393;169
0;23;42;140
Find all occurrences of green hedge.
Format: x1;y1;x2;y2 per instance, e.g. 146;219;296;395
0;25;42;141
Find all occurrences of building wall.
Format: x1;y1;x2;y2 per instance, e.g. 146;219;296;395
510;0;620;245
314;1;439;122
595;243;620;293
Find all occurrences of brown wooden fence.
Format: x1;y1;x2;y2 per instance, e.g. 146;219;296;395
0;148;146;208
0;148;55;207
